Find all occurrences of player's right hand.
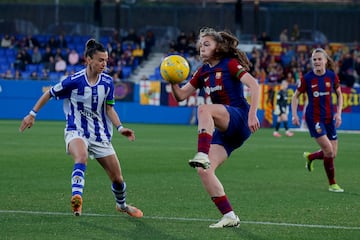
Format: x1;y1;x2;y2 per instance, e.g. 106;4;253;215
19;115;35;132
292;115;300;126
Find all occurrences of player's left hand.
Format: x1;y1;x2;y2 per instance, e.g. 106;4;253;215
248;115;260;133
334;113;342;128
119;128;135;141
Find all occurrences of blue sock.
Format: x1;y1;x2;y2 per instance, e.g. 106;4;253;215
71;163;86;197
112;182;127;209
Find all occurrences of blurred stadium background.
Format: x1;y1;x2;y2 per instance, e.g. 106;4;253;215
1;0;360;130
1;0;360;43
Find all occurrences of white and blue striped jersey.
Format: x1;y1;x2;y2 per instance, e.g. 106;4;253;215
50;69;116;143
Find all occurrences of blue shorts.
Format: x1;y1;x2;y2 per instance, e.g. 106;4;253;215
306;118;337;140
211;106;251;156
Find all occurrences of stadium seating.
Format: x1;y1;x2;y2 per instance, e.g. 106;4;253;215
0;33;142;81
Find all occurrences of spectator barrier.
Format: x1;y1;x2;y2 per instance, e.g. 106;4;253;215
0;79;359;130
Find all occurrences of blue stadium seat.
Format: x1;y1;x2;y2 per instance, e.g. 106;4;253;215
100;36;109;46
36;34;50;45
72;35;82;44
26;64;38;73
122;66;132;78
154;66;162;79
0;47;6;56
74;65;83;72
0;64;9;73
65;35;73;44
49;72;60;81
5;48;16;58
21;71;31;80
0;57;8;65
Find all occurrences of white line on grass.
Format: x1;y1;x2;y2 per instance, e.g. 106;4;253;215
1;209;359;230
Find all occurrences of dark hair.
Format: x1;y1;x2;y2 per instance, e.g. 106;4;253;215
84;39;106;58
198;27;251;71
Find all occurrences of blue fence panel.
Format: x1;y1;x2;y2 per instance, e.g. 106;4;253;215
1;79;359;130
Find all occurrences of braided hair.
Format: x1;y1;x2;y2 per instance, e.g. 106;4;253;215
198;27;251;71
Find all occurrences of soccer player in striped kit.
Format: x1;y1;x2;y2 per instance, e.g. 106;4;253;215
291;48;344;193
171;27;260;228
19;39;143;217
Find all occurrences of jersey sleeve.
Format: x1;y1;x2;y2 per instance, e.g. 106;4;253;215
333;73;340;90
297;77;307;93
106;78;115;106
228;58;247;80
189;67;203;89
50;75;73;99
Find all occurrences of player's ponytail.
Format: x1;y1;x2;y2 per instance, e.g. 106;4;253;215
219;30;251;71
84;39;106;58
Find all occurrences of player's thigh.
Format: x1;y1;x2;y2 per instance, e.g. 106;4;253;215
315;135;333;155
279;113;288;121
65;131;88;162
68;139;88;160
199;104;229;131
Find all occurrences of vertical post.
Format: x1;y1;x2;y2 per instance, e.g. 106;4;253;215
115;0;121;31
94;0;103;41
55;0;59;25
254;0;259;37
235;0;243;38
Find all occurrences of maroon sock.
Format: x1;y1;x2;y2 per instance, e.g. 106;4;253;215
211;195;233;215
309;150;324;161
198;130;212;154
323;156;336;185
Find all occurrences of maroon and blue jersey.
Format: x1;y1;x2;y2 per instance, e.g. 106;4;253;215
297;69;340;124
189;58;249;110
189;58;252;156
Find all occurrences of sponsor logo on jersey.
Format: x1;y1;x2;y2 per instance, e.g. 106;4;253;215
313;91;330;97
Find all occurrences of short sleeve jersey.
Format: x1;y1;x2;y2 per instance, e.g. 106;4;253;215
50;69;115;142
189;58;249;109
297;69;340;123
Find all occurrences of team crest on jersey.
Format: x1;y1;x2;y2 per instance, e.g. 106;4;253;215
53;82;63;91
326;82;331;87
315;122;322;134
297;80;301;88
215;72;222;79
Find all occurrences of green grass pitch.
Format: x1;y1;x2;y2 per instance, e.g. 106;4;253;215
0;120;359;240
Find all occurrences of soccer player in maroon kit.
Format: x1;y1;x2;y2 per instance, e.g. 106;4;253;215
291;48;344;193
171;27;260;228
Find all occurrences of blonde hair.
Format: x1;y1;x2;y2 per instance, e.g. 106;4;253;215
311;48;335;71
198;27;251;71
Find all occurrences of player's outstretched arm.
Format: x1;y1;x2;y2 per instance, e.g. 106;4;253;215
19;90;51;132
106;105;135;141
170;82;196;102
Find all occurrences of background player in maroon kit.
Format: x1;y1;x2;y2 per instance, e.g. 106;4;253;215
291;48;344;193
170;27;260;228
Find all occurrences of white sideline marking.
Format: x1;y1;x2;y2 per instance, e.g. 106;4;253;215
1;210;359;230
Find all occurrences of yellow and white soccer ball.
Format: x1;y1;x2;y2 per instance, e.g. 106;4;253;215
160;55;190;84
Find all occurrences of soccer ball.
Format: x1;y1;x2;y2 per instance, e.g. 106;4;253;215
160;55;190;84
